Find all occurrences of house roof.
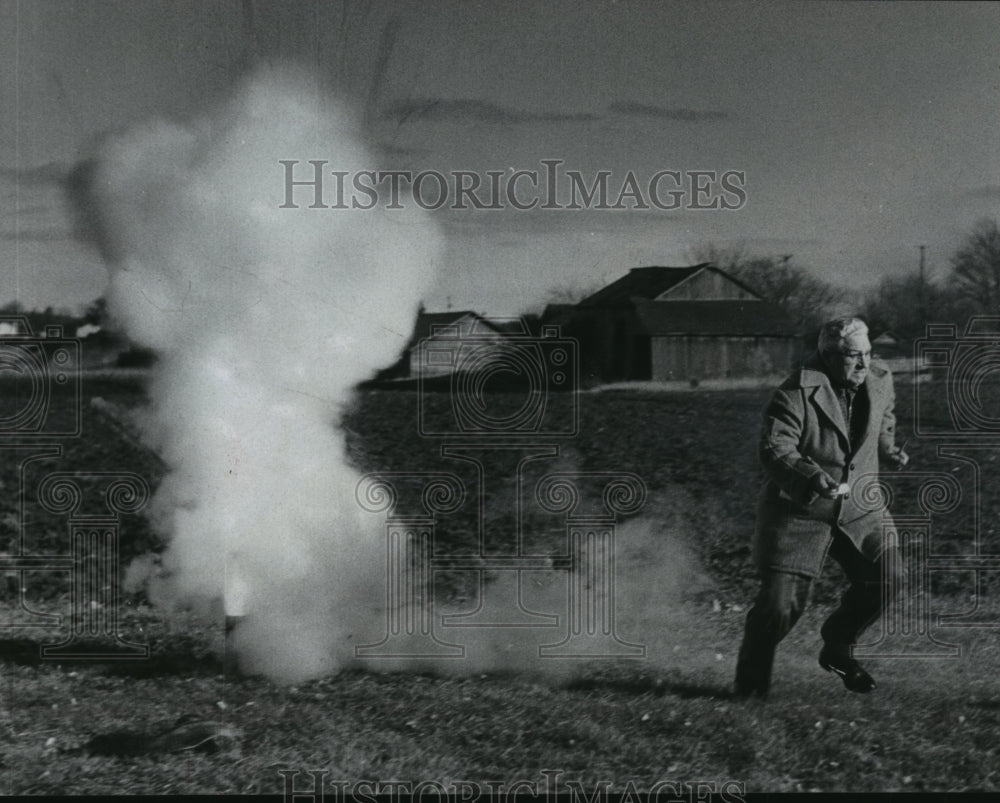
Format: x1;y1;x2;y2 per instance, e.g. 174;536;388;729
633;299;799;337
412;310;476;338
405;310;505;348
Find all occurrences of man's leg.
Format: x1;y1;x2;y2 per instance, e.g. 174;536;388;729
819;534;903;692
734;569;812;698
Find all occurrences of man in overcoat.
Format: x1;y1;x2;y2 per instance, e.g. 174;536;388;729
734;317;908;698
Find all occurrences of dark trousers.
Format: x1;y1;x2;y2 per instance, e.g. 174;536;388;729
734;532;902;695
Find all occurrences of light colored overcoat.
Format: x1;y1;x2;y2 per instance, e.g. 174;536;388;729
754;353;899;576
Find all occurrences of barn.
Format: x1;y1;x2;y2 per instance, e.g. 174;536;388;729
545;264;803;383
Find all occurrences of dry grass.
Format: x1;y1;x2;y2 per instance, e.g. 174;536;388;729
2;373;1000;793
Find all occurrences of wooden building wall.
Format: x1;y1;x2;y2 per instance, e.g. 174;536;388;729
649;335;800;381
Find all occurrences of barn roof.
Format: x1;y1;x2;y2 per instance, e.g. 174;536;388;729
576;264;761;307
577;265;706;306
633;299;798;337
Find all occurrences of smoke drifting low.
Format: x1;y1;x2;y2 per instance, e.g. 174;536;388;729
92;67;441;682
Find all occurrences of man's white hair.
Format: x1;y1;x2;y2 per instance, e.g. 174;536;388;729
818;317;869;354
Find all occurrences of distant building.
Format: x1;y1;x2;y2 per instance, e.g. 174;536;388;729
544;264;803;383
376;309;508;380
871;330;915;374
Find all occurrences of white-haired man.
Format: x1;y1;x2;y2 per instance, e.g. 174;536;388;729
734;317;909;698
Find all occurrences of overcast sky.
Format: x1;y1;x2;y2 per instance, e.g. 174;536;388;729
2;0;998;315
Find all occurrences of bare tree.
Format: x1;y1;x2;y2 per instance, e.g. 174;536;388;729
540;279;607;307
949;218;1000;314
687;244;844;334
859;273;974;340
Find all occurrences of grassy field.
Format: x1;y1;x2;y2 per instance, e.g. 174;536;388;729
2;371;1000;794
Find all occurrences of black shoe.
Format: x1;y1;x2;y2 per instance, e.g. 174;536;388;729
819;646;875;693
732;672;769;700
732;680;767;700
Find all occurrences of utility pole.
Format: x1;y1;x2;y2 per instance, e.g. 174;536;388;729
918;245;927;332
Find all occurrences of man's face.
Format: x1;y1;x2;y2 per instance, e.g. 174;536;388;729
824;331;871;388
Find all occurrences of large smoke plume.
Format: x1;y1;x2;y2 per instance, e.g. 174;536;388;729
91;67;440;682
86;67;718;686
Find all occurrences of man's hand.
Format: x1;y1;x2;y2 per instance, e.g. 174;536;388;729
884;446;909;470
812;472;843;500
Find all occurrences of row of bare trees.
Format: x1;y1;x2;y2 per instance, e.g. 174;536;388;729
689;218;1000;340
541;217;999;341
859;218;1000;339
686;245;844;336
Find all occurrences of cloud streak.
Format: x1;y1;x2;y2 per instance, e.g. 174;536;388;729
383;98;599;125
608;101;728;122
379;97;729;130
0;166;75;242
964;185;1000;201
0;162;70;186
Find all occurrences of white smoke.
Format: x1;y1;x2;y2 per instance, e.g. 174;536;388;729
92;66;441;683
88;66;722;687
